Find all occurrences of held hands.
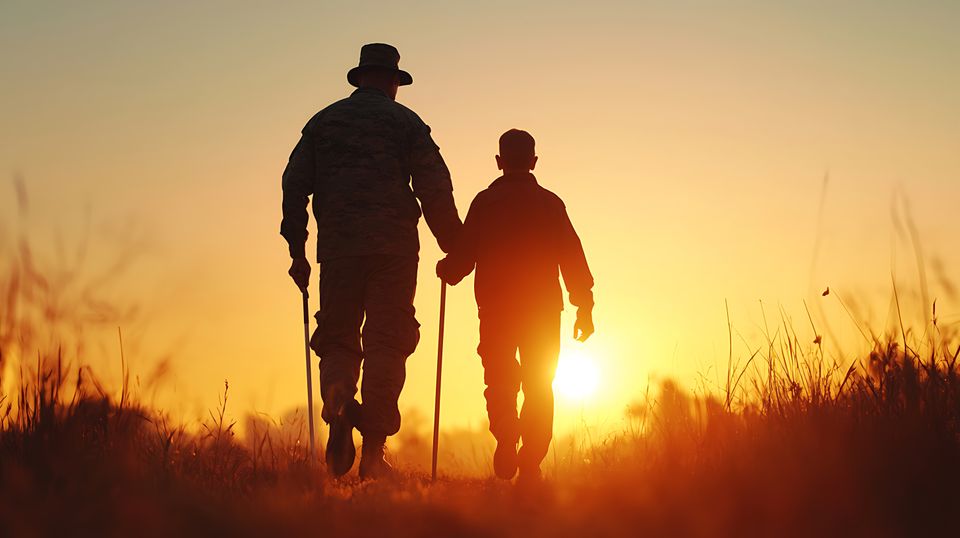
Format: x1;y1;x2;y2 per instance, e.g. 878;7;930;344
288;257;311;293
573;308;594;342
436;257;454;285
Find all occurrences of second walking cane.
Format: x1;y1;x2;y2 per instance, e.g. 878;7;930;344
431;280;447;481
302;291;317;462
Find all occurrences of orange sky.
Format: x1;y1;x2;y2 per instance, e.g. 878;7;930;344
2;1;958;436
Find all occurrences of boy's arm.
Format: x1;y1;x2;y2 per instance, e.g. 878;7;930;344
557;204;595;340
436;197;482;285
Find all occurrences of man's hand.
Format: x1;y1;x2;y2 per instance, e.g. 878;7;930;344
573;308;594;342
288;257;311;293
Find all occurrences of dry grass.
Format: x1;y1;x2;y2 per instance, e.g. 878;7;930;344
3;299;959;537
3;192;959;537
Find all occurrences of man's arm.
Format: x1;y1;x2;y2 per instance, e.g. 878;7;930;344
409;122;462;252
437;197;482;285
557;204;595;341
280;130;315;290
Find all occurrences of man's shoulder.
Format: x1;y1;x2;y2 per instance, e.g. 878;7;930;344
393;101;431;135
302;96;352;131
304;94;424;133
389;99;422;120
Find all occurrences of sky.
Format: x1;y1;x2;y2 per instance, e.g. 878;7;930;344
1;0;958;437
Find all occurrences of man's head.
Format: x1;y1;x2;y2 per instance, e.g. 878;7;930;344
347;43;412;101
356;68;401;100
496;129;538;172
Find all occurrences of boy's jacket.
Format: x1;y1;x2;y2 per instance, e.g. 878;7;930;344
441;172;594;312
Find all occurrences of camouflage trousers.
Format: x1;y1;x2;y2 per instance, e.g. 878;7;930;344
477;307;560;471
310;255;420;440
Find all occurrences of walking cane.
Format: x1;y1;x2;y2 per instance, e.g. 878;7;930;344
431;280;447;481
302;290;317;462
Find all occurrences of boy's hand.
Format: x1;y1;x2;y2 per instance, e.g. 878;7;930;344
436;257;454;284
288;257;311;293
573;308;594;342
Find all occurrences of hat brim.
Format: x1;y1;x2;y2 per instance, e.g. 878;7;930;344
347;66;413;87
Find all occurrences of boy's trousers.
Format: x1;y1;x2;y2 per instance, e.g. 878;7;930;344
477;307;561;470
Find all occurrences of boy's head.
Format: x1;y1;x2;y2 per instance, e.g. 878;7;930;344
496;129;538;172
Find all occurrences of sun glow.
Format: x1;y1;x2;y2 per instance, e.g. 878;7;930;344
553;347;601;401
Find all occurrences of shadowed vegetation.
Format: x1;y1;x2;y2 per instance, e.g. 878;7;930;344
3;289;959;537
2;195;959;536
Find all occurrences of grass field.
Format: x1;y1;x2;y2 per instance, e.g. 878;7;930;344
3;226;959;537
2;309;959;537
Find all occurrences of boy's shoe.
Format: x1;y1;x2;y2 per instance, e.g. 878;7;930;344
359;439;395;480
325;405;356;478
517;464;543;487
517;446;543;486
493;439;519;480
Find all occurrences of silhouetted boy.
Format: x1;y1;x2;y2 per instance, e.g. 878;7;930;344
437;129;594;481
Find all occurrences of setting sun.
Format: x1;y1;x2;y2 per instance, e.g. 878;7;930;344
553;347;601;401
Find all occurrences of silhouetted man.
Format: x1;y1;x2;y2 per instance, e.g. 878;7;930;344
281;43;461;479
437;129;594;482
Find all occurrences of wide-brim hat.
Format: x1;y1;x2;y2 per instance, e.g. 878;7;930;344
347;43;413;87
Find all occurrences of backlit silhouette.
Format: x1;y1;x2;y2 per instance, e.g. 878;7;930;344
437;129;595;481
280;43;462;479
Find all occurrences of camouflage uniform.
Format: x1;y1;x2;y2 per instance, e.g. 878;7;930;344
438;171;593;472
281;87;461;440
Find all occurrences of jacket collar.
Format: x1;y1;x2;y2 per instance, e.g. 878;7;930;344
490;171;538;188
351;87;390;99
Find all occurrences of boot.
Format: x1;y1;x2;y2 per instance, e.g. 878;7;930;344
324;403;356;478
358;437;395;480
517;463;542;485
493;438;519;480
517;445;543;486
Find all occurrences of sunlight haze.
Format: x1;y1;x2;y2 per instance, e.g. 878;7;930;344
1;0;958;438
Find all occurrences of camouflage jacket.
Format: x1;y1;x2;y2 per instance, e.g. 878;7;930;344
440;172;594;313
281;87;462;262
